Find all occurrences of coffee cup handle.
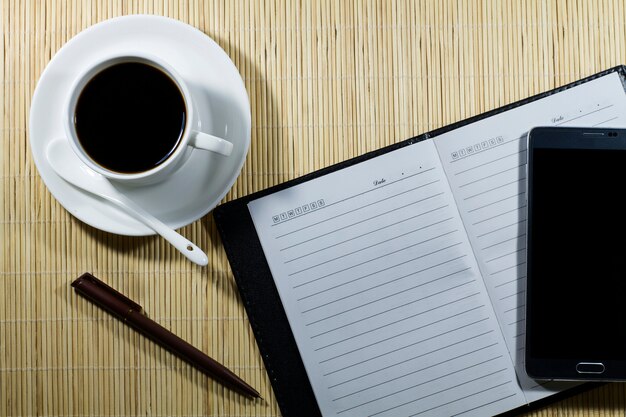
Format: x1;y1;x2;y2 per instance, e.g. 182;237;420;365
189;131;233;156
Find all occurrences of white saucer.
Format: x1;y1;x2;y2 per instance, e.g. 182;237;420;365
30;15;251;236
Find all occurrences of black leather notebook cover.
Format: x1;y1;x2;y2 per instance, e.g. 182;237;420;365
213;66;625;417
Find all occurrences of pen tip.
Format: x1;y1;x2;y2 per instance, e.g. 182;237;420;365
248;388;262;399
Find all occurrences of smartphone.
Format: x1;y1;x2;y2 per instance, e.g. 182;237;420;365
526;126;626;381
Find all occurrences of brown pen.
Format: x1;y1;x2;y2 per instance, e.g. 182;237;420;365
71;273;261;398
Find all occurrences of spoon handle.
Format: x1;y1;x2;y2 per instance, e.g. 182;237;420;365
101;190;209;266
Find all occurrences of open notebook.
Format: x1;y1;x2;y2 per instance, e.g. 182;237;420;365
215;68;626;417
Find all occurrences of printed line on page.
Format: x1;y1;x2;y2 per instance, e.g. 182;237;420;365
340;368;508;415
485;248;526;264
309;279;477;336
450;135;525;164
314;302;483;352
329;342;497;390
472;205;526;226
302;263;471;317
504;304;525;314
481;234;526;251
320;317;490;365
315;294;481;354
499;290;525;302
495;277;525;289
489;261;526;276
295;242;463;293
476;220;526;239
454;148;526;176
324;328;492;377
507;318;525;326
555;104;613;125
411;383;514;417
288;227;457;276
270;169;435;227
458;164;525;188
284;207;450;263
463;178;526;201
369;370;510;416
593;116;618;126
467;192;525;213
333;354;502;402
280;193;446;251
315;305;485;352
450;393;519;416
276;178;441;238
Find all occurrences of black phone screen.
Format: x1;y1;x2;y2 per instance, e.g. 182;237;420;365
528;146;626;360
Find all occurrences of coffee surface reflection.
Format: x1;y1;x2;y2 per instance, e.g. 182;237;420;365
74;62;186;174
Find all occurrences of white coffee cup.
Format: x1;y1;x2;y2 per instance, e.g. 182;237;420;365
64;52;233;185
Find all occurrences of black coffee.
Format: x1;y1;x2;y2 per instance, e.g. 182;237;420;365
74;62;186;174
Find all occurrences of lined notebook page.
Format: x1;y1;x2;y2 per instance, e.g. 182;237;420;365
433;72;626;402
248;140;525;417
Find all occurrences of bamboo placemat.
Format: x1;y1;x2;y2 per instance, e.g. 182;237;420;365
3;0;626;416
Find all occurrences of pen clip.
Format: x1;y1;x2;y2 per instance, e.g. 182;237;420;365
72;273;143;318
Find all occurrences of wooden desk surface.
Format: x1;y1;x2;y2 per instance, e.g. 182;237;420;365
2;0;626;415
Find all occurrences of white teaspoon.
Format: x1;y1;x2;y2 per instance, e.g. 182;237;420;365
46;139;209;266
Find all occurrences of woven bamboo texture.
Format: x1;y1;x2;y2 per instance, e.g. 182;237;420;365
3;0;626;416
